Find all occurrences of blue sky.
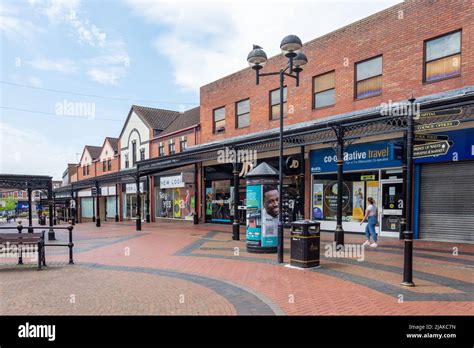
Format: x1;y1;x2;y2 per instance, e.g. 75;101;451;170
0;0;400;179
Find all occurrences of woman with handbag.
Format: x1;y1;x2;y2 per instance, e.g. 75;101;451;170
360;197;378;248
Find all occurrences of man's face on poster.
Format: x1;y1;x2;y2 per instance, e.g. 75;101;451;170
264;189;279;218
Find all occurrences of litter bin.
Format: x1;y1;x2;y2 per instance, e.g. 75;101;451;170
290;220;320;268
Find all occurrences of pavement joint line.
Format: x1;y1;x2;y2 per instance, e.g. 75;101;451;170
176;232;474;302
75;261;281;315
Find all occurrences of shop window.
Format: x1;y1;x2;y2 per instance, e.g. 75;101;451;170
155;185;195;220
236;98;250;128
205;180;232;223
424;30;461;83
312;171;379;222
213;107;225;134
313;71;335;109
355;56;382;99
270;87;287;120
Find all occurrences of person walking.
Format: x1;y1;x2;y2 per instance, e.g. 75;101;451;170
361;197;378;248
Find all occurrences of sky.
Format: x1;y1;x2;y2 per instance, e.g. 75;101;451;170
0;0;401;180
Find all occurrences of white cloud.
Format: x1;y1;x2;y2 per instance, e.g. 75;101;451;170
0;121;76;180
87;68;124;85
127;0;401;91
27;58;78;74
0;3;43;43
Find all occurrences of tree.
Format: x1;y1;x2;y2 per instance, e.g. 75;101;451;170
0;198;17;212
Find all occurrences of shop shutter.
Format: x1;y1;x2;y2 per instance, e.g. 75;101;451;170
419;161;474;242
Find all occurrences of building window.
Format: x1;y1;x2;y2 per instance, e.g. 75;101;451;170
213;107;225;134
83;166;86;176
270;87;287;120
132;141;137;166
180;137;188;151
86;165;90;176
236;99;250;128
125;154;129;168
355;56;382;99
169;141;176;155
424;30;461;83
313;71;335;109
140;148;145;161
108;160;112;171
102;161;106;172
159;143;165;156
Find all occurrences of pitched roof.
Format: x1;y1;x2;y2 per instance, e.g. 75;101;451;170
132;105;180;131
158;107;200;137
85;145;102;160
105;137;119;153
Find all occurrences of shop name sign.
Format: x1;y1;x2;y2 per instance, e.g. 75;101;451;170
160;174;185;189
413;140;450;159
310;141;402;173
415;120;460;132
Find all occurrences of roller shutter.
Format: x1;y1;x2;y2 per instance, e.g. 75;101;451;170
419;161;474;242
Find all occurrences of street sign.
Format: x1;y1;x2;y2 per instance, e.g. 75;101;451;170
414;134;449;142
415;108;462;119
91;187;97;196
413;140;450;158
415;120;460;132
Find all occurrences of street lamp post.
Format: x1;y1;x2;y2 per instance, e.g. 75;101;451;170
247;35;308;264
402;95;416;287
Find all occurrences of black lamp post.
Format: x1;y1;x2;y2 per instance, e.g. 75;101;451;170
247;35;308;264
402;95;416;287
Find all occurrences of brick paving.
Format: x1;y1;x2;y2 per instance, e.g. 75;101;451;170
0;220;473;315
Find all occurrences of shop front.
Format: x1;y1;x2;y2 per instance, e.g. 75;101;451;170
122;182;146;221
414;127;474;242
310;140;403;236
78;188;93;222
99;185;118;221
204;154;304;224
154;171;196;221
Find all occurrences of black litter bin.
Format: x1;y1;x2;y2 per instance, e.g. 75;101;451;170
290;220;321;268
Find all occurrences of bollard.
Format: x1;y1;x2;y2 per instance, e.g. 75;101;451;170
16;221;23;265
67;225;74;264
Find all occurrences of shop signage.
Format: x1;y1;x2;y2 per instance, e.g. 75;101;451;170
126;183;144;194
415;120;460;132
360;175;375;180
415;108;462;119
285;155;301;175
414;129;474;164
413;140;450;159
160;174;185;189
69;200;76;209
310;141;402;173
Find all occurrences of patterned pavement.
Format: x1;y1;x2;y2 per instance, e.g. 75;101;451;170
0;220;472;315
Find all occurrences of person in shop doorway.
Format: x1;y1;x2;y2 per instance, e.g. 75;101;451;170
360;197;378;248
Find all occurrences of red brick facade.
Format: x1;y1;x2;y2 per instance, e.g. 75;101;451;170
200;0;474;142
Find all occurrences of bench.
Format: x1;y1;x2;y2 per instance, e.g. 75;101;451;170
0;231;45;270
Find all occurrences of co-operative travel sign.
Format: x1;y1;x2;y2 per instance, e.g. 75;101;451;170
310;141;402;173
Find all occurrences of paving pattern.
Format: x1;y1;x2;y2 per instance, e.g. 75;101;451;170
0;220;472;315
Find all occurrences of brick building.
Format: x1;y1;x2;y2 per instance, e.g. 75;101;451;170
56;0;473;242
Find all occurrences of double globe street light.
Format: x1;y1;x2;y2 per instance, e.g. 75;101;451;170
247;35;308;263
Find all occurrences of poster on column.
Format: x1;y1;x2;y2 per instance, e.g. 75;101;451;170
366;181;379;207
261;184;279;247
246;185;262;242
313;183;324;220
352;182;365;221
